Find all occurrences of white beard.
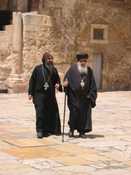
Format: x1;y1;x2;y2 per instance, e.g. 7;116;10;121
77;63;88;74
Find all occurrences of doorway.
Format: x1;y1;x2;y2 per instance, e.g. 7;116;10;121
0;10;12;30
91;53;103;90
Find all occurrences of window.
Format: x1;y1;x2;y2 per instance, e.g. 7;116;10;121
93;28;104;40
91;24;108;44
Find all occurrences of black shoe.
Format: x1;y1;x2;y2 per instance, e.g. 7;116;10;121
68;130;74;137
37;132;43;139
43;132;50;137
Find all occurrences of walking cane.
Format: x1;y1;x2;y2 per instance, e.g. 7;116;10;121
62;92;67;143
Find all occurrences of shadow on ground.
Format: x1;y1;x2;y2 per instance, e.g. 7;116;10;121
63;133;104;139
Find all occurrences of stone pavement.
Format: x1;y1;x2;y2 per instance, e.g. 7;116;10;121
0;91;131;175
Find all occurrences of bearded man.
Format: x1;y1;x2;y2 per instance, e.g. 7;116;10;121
28;52;62;138
63;52;97;138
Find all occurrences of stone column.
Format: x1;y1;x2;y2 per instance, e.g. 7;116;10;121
12;12;23;74
38;0;44;12
6;12;26;93
17;0;28;12
30;0;40;11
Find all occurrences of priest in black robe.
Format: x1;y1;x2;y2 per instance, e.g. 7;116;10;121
28;52;62;138
63;52;97;138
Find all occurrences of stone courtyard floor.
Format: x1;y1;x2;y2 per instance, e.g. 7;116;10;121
0;91;131;175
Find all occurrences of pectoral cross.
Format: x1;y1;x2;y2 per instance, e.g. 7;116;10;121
43;82;49;90
80;79;85;88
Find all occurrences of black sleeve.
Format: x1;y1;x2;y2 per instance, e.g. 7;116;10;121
63;68;70;94
28;67;37;96
63;68;70;81
54;68;63;92
87;67;97;108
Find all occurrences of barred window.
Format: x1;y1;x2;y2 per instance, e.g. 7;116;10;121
93;28;104;40
91;24;108;44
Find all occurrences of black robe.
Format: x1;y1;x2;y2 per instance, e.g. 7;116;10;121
64;64;97;133
28;64;62;135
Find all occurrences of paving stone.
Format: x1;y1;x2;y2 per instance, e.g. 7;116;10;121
0;163;40;175
56;165;95;174
2;138;59;148
0;92;131;174
89;168;131;175
4;146;62;159
21;158;63;169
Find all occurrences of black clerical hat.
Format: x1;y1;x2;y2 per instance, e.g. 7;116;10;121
76;52;88;61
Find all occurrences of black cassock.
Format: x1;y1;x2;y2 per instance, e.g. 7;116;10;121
28;64;62;135
64;64;97;134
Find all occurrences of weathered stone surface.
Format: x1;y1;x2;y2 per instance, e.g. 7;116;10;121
0;0;131;92
0;91;131;175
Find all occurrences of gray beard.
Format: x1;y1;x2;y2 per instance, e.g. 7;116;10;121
44;61;54;74
77;63;88;74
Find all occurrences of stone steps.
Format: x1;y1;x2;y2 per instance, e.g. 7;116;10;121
5;24;13;33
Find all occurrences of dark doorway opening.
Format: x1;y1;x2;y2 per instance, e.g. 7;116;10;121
0;10;12;31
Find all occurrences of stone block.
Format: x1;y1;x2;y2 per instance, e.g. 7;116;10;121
23;14;52;27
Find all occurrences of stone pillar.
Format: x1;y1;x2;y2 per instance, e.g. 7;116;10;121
17;0;28;12
29;0;40;11
6;12;26;93
12;12;23;74
38;0;44;12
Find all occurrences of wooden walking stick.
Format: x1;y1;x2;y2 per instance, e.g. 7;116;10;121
62;92;67;142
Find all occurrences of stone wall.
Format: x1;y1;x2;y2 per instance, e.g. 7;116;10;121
0;25;13;90
0;0;131;92
71;0;131;90
22;13;53;75
39;0;131;90
0;0;8;10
